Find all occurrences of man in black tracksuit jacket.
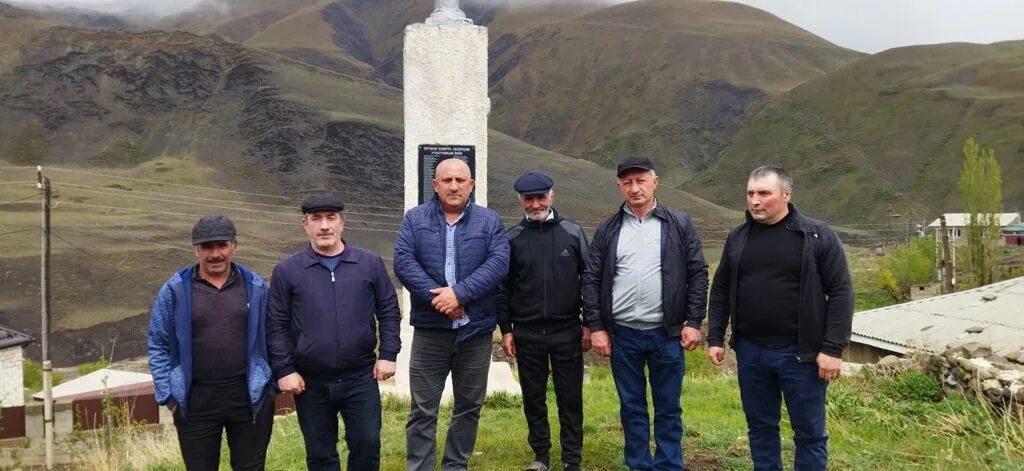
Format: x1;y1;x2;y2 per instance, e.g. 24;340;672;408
498;171;590;471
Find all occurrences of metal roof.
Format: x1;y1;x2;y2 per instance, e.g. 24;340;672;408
31;368;153;401
927;213;1020;228
0;326;33;350
850;276;1024;357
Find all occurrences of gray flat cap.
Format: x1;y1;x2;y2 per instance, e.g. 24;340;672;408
192;215;236;245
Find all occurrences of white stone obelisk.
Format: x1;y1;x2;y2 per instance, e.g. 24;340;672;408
385;1;519;401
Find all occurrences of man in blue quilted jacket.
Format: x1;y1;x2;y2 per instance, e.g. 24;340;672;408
147;215;275;471
394;158;510;471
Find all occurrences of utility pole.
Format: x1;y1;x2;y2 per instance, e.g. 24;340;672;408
939;215;955;294
37;166;54;470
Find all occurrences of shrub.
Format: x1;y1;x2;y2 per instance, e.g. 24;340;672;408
77;355;110;376
23;358;64;392
879;371;943;403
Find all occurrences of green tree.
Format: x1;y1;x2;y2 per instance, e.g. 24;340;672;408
879;237;935;302
958;137;1003;287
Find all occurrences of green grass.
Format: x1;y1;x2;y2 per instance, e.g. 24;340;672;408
134;363;1023;471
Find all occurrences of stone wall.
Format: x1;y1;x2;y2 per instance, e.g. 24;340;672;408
928;341;1024;409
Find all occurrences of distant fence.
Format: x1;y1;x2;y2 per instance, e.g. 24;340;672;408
71;393;160;430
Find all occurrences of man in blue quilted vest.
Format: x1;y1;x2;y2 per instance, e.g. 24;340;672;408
394;158;510;471
147;215;275;470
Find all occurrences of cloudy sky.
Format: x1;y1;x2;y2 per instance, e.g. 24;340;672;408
730;0;1024;53
10;0;1024;53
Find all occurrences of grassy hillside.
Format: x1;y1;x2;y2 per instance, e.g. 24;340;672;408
689;40;1024;223
486;0;863;184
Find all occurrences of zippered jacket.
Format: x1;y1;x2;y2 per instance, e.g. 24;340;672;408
498;209;589;334
582;203;708;336
147;263;273;417
266;245;401;379
707;204;854;361
393;198;510;341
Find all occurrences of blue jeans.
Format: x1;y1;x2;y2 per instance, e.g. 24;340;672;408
294;366;382;471
611;326;685;471
734;336;828;471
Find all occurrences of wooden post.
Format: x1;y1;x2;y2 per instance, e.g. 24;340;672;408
940;215;955;293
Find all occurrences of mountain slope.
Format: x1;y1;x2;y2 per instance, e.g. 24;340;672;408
151;0;862;186
689;40;1024;223
486;0;863;184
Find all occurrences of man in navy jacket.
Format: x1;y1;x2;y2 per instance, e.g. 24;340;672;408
707;166;853;471
147;215;274;471
267;194;401;471
394;158;510;471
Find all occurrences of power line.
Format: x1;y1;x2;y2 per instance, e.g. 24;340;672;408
57;184;406;220
56;201;401;234
0;193;39;205
56;187;402;228
0;228;37;238
0;181;37;186
57;227;286;266
49;232;149;285
46;167;407;212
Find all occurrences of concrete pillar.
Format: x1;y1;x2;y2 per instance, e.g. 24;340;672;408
402;23;490;209
389;17;519;401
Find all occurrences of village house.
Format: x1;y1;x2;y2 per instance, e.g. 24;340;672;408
0;326;33;439
928;212;1021;244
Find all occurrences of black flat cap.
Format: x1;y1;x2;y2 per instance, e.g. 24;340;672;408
192;215;236;245
513;171;554;196
616;156;656;177
301;194;345;214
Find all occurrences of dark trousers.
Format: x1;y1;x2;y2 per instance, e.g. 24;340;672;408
514;324;584;467
734;336;829;471
406;329;492;471
174;381;274;471
294;366;382;471
611;325;685;471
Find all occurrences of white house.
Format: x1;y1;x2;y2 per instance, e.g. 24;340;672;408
928;212;1021;242
0;326;33;408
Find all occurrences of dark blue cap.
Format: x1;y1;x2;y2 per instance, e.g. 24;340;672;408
192;215;236;245
513;171;554;196
301;194;345;214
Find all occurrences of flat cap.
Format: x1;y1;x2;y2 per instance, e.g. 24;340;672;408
513;171;554;196
616;155;656;177
192;215;236;245
301;194;345;214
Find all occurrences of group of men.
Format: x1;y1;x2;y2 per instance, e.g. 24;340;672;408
148;155;853;471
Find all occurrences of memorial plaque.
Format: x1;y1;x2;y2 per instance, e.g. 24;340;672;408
418;144;476;205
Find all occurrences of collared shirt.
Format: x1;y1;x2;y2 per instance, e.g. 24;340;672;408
445;209;470;329
190;264;248;384
611;201;664;330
